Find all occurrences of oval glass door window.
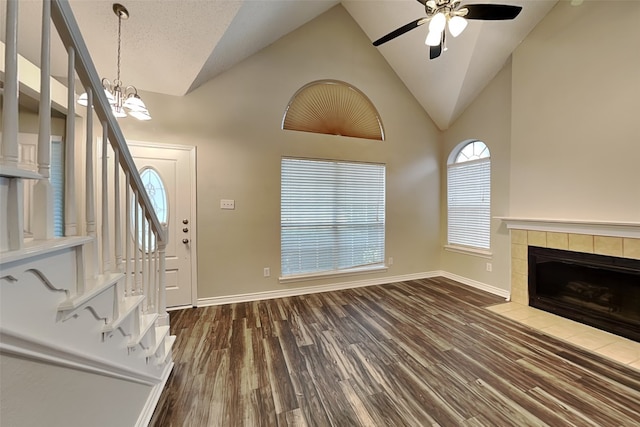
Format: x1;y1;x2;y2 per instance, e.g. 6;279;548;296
132;167;168;252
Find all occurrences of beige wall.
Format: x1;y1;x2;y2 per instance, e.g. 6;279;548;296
440;59;513;292
118;6;442;299
510;0;640;222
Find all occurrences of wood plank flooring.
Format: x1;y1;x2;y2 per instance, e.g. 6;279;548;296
150;278;640;426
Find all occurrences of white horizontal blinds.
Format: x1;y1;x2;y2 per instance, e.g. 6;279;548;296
447;157;490;249
281;158;385;276
51;140;65;237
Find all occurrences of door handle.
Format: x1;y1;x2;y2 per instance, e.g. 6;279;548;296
182;238;189;244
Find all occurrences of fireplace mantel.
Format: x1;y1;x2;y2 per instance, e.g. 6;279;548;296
496;217;640;239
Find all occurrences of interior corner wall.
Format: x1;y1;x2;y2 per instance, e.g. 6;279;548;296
510;0;640;222
117;5;442;299
440;59;513;292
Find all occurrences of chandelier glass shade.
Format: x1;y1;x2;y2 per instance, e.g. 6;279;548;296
425;13;468;46
424;2;469;47
78;3;151;121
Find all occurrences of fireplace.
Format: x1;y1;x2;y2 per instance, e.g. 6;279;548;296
529;246;640;342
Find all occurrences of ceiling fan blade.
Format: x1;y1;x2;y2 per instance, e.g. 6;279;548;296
373;18;428;46
429;32;444;59
429;43;442;60
464;4;523;20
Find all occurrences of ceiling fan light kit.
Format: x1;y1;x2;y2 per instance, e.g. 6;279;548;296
374;0;522;59
448;15;468;37
78;3;151;120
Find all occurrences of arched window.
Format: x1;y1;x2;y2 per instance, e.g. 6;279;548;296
282;80;384;141
447;140;491;250
132;167;168;252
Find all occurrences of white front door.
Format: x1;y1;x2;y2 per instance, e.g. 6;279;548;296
128;142;197;308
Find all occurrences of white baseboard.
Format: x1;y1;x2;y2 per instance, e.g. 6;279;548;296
437;270;511;299
197;271;510;307
197;271;441;307
136;361;174;427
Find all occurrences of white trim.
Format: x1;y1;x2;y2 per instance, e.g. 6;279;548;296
0;329;165;386
496;217;640;239
196;271;510;306
135;361;174;427
197;272;440;307
279;264;388;283
0;236;91;264
438;270;510;299
166;304;194;312
444;244;493;259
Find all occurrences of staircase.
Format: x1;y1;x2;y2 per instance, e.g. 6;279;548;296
1;1;174;425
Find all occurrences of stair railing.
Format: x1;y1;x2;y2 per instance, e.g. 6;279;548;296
1;0;168;322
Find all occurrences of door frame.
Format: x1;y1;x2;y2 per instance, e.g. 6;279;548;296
127;140;198;307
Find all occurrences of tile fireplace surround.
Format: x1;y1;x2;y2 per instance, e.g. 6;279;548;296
499;218;640;305
494;218;640;370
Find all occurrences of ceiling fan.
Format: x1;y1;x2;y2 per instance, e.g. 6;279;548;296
373;0;522;59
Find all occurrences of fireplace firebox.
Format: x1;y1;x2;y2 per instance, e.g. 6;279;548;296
528;246;640;342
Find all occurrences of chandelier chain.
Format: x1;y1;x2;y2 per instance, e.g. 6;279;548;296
116;11;122;82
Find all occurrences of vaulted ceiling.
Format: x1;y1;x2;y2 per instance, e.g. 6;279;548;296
11;0;559;130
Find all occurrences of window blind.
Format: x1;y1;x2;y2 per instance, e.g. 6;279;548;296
281;158;385;277
51;140;64;237
447;158;490;249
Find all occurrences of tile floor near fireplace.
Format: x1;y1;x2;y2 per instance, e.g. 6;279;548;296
489;302;640;371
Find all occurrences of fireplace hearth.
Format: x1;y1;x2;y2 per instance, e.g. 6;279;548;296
529;246;640;342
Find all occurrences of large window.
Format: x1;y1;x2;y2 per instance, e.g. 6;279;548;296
281;157;385;278
447;140;491;250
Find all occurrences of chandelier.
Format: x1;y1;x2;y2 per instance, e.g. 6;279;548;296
78;3;151;121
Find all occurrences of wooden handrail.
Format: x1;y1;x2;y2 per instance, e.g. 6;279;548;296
50;0;165;245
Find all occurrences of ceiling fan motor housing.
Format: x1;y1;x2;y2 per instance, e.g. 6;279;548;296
425;0;464;17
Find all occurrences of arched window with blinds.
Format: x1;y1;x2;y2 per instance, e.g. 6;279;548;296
447;140;491;250
282;80;385;141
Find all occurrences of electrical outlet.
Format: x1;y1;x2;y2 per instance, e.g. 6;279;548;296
220;199;235;210
388;257;394;266
486;262;492;272
263;267;270;277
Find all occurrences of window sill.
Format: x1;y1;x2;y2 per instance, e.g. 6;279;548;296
444;244;493;259
279;264;388;284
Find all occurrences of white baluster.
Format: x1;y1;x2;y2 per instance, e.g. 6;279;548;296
157;224;169;326
125;174;132;295
33;0;54;240
85;89;98;280
65;46;77;236
1;0;19;167
141;206;147;313
0;0;23;252
134;190;141;296
114;150;122;272
101;123;111;273
149;229;155;313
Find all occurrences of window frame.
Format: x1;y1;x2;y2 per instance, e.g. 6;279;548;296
446;140;492;256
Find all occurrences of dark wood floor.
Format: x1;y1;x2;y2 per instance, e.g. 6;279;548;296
150;278;640;426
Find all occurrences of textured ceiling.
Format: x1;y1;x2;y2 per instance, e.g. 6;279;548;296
7;0;559;130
